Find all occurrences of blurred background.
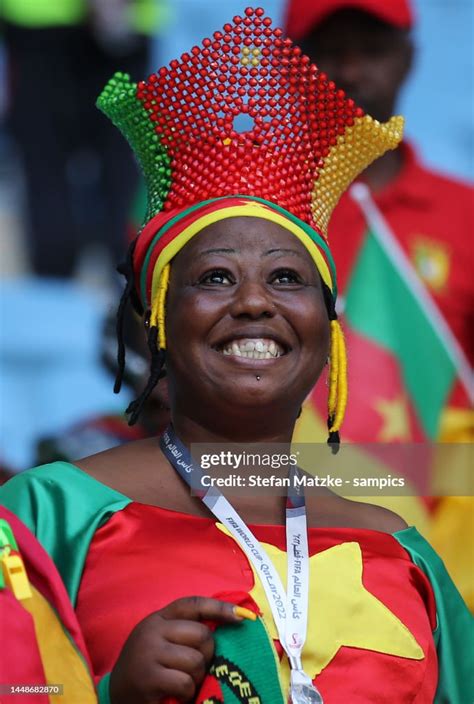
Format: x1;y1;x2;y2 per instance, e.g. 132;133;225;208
0;0;472;472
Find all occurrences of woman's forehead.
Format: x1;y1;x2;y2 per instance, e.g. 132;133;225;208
175;215;315;262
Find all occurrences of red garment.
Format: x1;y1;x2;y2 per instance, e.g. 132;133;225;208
75;503;438;702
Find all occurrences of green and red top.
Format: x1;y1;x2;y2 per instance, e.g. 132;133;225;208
1;463;472;703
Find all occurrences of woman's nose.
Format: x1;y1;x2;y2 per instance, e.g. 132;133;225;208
229;280;276;319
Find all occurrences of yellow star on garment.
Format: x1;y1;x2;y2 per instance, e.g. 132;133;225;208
217;527;423;694
375;395;412;441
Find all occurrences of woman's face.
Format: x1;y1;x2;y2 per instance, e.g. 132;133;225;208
164;216;330;415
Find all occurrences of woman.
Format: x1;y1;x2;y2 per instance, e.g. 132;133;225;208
1;8;472;704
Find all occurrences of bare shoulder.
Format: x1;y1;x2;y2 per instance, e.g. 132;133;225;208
307;490;408;533
76;437;157;473
74;437;169;500
343;497;408;534
74;436;201;511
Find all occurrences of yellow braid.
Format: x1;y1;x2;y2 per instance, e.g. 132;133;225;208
329;321;348;432
328;320;339;417
150;263;171;349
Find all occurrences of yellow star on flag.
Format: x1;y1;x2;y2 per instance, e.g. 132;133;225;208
218;528;424;693
375;395;412;441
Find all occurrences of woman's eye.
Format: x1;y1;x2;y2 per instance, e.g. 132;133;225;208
271;269;303;285
199;270;234;285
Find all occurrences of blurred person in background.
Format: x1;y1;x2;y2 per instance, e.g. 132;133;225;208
1;0;164;278
286;0;474;608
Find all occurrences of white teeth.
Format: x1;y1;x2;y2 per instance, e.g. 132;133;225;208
220;338;284;358
232;342;241;356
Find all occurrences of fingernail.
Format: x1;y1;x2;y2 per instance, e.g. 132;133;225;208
233;606;257;621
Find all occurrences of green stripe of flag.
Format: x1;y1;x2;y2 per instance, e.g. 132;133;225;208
345;230;456;438
346;184;472;438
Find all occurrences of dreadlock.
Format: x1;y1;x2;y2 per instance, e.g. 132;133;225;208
125;326;166;425
114;238;142;394
114;244;168;426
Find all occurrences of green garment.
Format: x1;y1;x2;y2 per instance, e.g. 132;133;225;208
1;0;165;34
0;462;130;604
396;528;474;703
1;0;86;27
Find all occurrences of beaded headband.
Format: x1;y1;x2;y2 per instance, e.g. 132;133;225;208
134;196;337;311
97;7;404;445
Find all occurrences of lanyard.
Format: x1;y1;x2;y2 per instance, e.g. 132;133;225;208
160;425;323;704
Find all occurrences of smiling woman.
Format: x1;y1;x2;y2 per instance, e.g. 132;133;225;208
165;217;330;436
1;7;473;704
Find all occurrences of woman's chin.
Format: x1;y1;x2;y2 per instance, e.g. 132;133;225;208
209;378;302;413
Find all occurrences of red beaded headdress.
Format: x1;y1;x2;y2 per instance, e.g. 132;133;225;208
98;6;402;245
98;7;403;444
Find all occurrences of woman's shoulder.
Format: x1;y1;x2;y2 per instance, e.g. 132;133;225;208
0;458;131;507
0;455;133;552
75;436;182;506
0;461;84;511
0;456;135;602
345;499;409;534
307;492;408;534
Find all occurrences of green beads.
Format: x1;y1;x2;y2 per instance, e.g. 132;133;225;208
97;72;171;226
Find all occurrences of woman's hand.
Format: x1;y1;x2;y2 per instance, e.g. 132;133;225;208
109;596;251;703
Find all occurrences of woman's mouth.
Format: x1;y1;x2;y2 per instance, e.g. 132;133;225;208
218;338;286;359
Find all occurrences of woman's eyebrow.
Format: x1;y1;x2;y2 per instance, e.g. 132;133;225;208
264;248;307;260
196;247;237;257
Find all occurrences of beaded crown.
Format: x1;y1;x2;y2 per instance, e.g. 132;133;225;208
97;6;403;241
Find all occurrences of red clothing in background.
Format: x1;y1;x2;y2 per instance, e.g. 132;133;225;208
330;143;473;368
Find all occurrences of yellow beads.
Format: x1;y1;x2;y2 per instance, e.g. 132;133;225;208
150;263;171;349
328;320;348;433
312;115;404;238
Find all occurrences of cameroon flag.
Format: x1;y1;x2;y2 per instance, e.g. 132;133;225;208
294;184;473;601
